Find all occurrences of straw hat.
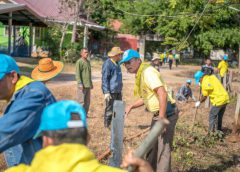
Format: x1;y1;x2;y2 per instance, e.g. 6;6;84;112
108;47;123;57
31;58;64;81
151;53;160;61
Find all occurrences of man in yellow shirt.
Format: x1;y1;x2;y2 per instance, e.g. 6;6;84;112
120;49;178;172
194;68;230;132
217;54;229;83
5;100;153;172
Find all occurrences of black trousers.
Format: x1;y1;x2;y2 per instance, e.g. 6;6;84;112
169;60;173;70
209;104;227;132
104;93;122;126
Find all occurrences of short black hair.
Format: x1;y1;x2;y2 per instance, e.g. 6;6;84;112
42;127;88;145
81;48;88;52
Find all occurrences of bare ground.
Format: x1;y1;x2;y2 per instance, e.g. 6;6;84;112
0;59;240;172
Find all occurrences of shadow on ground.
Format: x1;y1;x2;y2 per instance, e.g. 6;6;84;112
185;154;239;172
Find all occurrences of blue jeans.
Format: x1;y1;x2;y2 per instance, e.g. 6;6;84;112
209;104;227;132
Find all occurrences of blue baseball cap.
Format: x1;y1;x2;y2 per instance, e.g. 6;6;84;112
186;79;192;84
0;54;20;80
223;54;228;60
34;100;87;138
119;49;140;65
194;71;204;85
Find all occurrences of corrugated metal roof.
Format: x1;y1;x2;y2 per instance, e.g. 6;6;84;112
12;0;105;30
0;3;47;26
13;0;75;22
0;3;25;14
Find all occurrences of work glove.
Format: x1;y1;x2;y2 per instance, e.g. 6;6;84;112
195;101;201;108
104;93;111;102
78;83;83;90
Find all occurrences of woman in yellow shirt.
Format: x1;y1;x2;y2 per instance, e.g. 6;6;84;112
194;69;229;132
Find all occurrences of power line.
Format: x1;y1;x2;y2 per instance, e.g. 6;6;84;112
177;0;211;51
114;7;196;18
113;2;229;18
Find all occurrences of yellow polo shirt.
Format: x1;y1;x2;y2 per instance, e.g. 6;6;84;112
160;53;164;62
217;60;228;77
168;54;174;60
201;75;229;106
140;66;175;112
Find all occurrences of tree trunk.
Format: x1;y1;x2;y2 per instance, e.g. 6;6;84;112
71;0;85;43
60;23;69;60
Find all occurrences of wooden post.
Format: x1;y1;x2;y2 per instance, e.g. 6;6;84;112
227;70;233;94
29;23;33;57
13;25;16;56
239;45;240;71
139;35;145;61
109;100;125;167
235;93;240;128
8;12;12;55
32;27;36;46
223;74;227;89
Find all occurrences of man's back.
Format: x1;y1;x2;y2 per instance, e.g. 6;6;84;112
1;78;56;167
201;75;229;106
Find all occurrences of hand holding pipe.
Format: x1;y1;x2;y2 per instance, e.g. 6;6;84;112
127;118;169;172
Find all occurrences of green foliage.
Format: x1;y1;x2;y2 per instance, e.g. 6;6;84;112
94;0;240;56
38;24;82;60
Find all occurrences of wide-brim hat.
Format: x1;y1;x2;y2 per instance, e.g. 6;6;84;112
108;47;123;57
31;58;64;81
151;57;160;61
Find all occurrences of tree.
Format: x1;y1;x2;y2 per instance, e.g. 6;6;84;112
59;0;86;44
93;0;240;56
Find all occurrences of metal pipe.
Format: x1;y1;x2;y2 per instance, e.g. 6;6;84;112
128;119;169;172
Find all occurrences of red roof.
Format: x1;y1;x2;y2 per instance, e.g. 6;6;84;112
13;0;74;22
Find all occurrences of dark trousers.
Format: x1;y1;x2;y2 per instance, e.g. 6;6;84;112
146;111;178;172
175;59;180;67
104;93;122;127
209;104;227;132
77;86;91;115
169;60;173;70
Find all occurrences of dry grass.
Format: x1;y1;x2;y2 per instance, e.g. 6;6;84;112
1;59;240;171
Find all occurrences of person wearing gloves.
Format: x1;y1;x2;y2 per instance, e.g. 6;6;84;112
75;48;93;116
101;47;123;128
120;49;178;172
217;54;229;83
194;69;230;132
176;79;196;102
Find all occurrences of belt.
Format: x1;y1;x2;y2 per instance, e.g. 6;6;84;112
153;103;177;118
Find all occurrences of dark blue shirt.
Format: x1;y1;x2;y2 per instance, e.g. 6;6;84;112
101;58;122;94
